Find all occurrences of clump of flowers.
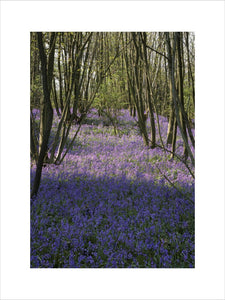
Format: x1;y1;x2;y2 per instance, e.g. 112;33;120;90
31;109;194;268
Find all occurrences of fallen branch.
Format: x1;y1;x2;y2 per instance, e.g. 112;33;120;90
154;163;194;205
147;137;195;179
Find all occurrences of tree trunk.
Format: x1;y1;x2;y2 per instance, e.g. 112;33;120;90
170;118;177;159
31;32;56;198
53;78;60;116
176;32;189;161
165;32;195;166
141;32;156;149
30;114;38;162
166;104;175;146
166;75;175;145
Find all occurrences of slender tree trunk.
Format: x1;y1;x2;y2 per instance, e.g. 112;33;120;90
30;114;38;162
176;32;188;161
58;34;64;113
131;32;149;147
31;32;56;198
53;78;60;116
141;32;156;148
165;32;195;166
166;103;175;145
170;118;177;159
185;32;195;109
166;66;175;146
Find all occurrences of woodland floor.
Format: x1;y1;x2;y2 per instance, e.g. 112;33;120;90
31;109;195;268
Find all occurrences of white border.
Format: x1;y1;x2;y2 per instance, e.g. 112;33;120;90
1;1;224;299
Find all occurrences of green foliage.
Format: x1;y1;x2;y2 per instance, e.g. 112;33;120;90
31;75;42;108
95;74;127;112
183;86;195;120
